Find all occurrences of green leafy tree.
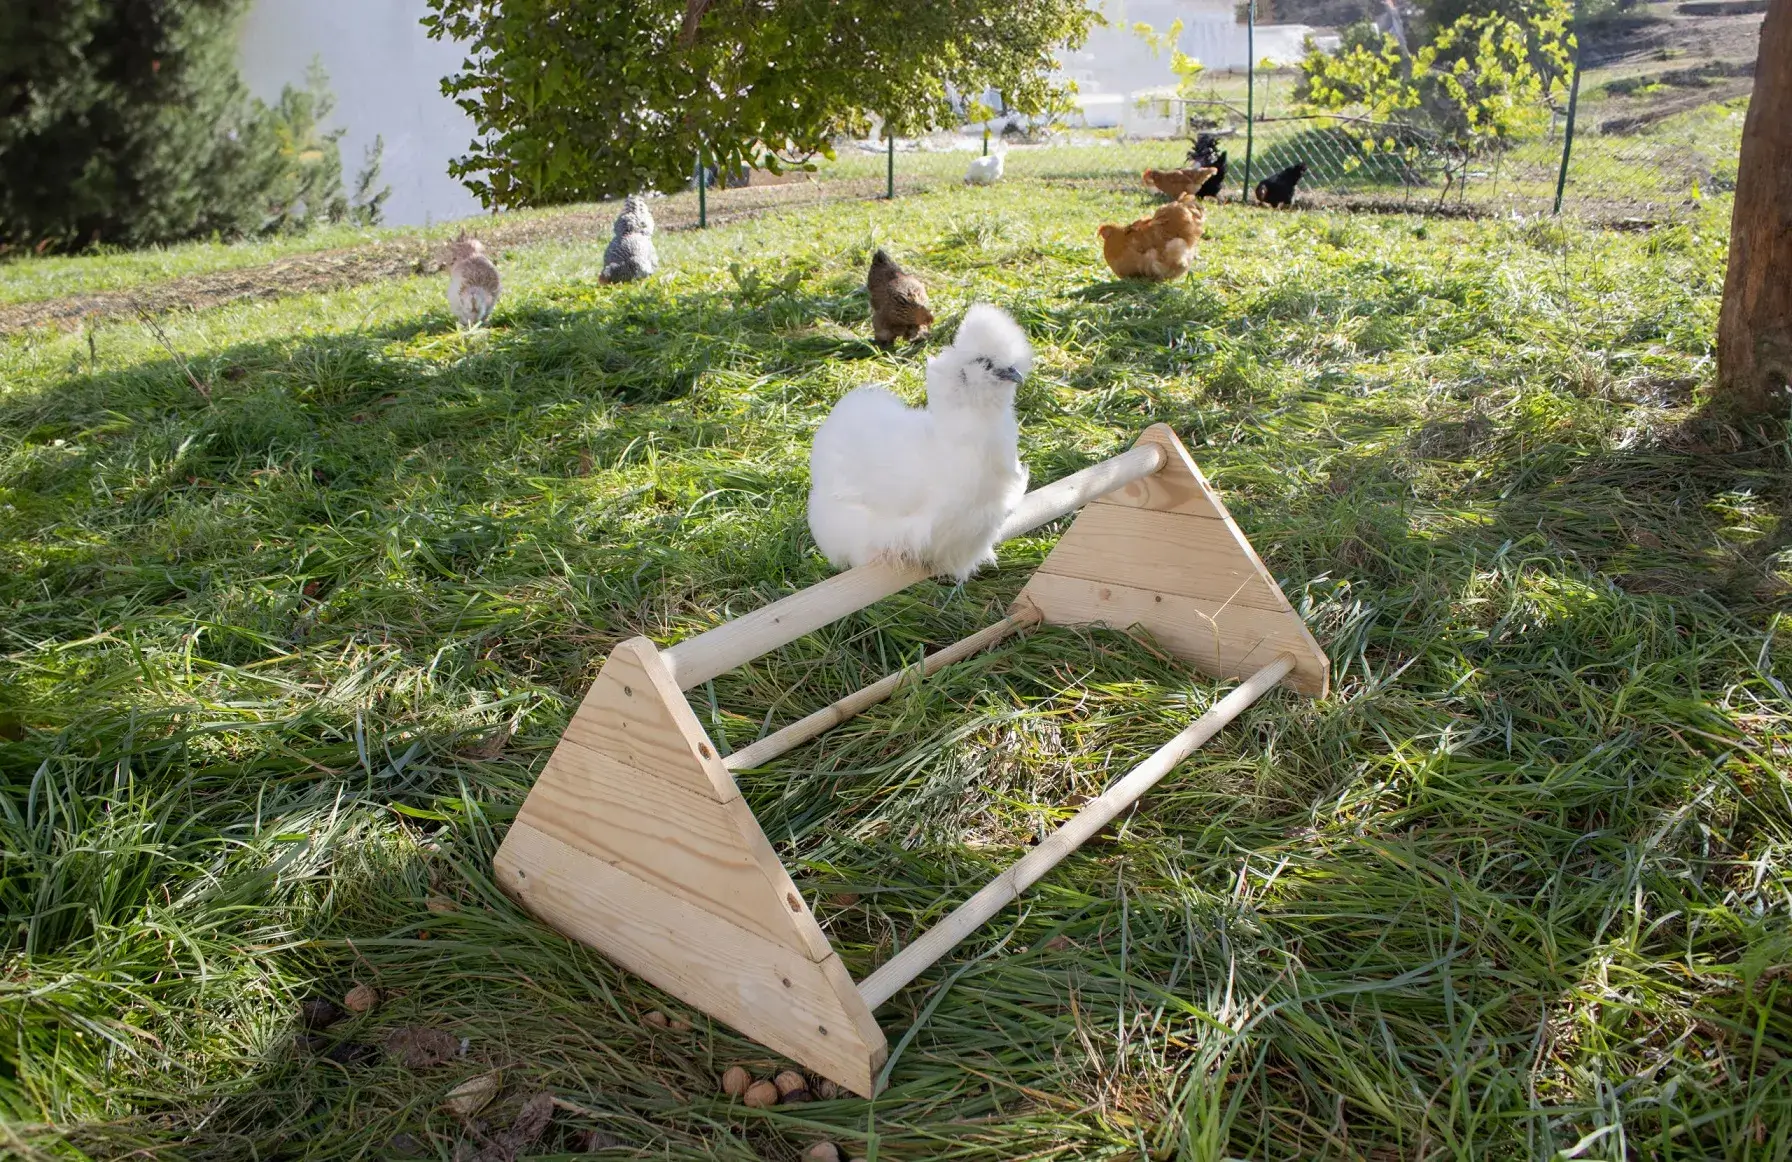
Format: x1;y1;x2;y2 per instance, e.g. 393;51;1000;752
1296;0;1572;189
1131;19;1207;99
421;0;1100;209
0;0;270;249
0;2;379;251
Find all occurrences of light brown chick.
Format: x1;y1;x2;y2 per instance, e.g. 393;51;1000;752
867;249;934;345
1098;194;1207;282
445;231;500;326
1142;166;1218;201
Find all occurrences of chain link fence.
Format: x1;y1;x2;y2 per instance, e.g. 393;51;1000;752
700;0;1757;226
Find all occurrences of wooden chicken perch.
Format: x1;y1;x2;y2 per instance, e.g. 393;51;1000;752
494;424;1328;1097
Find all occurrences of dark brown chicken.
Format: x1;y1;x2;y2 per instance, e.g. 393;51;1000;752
867;249;934;345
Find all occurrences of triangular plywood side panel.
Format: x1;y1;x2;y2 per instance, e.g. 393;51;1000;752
499;822;887;1096
1016;424;1330;698
496;637;886;1094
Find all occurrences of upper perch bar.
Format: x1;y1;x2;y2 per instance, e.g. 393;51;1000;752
658;442;1168;691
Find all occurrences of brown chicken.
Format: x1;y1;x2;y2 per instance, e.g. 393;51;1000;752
1142;166;1218;201
1098;194;1207;282
867;249;935;345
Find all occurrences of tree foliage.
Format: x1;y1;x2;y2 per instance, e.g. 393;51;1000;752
421;0;1099;209
0;1;383;251
1297;0;1573;158
1131;20;1207;100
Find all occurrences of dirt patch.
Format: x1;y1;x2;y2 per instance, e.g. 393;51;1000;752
1598;77;1755;132
0;177;899;336
1582;0;1764;69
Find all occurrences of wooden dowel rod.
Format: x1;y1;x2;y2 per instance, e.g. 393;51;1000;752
724;607;1042;772
992;442;1165;545
854;652;1296;1011
660;443;1166;691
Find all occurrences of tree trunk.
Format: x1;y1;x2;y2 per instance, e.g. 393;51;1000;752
1714;0;1792;415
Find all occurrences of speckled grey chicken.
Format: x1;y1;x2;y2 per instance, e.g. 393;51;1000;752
600;196;658;283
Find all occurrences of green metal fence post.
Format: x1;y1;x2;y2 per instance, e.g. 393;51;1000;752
887;129;895;199
1552;1;1584;216
697;146;707;228
1241;0;1256;203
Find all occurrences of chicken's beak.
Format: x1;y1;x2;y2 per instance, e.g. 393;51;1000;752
993;366;1024;384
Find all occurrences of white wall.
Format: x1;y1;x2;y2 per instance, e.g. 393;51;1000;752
238;0;482;227
1062;0;1313;103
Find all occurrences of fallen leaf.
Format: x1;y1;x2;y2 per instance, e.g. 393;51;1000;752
508;1092;555;1142
427;895;459;914
443;1071;502;1117
386;1026;460;1069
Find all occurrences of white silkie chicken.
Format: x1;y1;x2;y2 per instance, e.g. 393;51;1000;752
808;304;1031;582
964;152;1004;185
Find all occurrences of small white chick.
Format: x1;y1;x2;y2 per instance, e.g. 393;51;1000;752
445;231;500;326
808;304;1032;582
964;153;1004;186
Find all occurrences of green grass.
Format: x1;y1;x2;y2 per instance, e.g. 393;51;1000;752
3;180;1790;1161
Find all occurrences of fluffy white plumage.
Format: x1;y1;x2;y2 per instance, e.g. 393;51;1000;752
964;153;1004;185
808;304;1032;581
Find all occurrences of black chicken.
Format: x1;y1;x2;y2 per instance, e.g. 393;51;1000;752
1186;133;1229;200
1196;151;1227;199
1254;162;1307;209
1186;132;1224;167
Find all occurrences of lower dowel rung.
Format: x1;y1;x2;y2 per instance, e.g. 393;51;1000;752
854;652;1297;1011
725;607;1042;771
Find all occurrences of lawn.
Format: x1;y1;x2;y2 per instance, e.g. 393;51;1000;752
2;181;1789;1160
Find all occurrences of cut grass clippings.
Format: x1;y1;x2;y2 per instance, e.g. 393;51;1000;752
1;180;1789;1160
